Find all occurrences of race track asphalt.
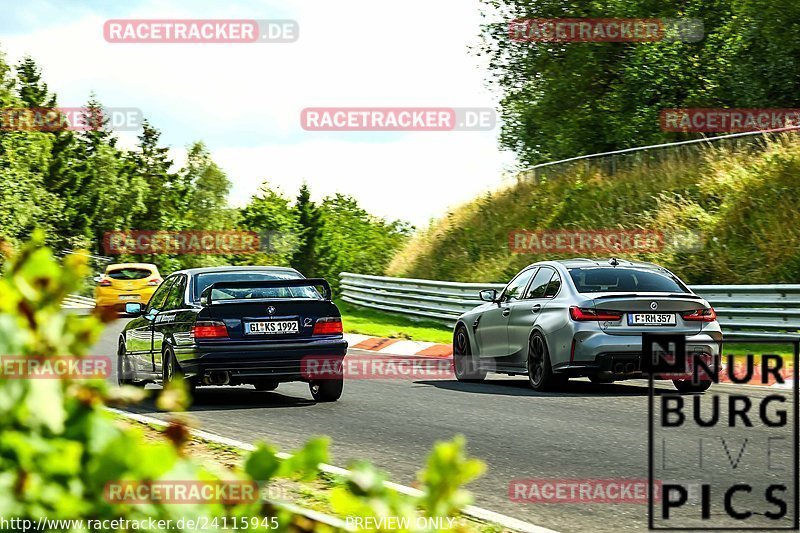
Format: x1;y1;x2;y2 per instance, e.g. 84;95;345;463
96;319;798;532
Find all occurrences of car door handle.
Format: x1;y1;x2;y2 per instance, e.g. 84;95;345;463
502;308;511;317
531;304;542;313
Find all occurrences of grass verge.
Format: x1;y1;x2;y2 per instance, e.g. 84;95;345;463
337;299;453;344
723;343;796;369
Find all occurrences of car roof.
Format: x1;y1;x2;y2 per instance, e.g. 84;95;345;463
106;263;159;271
171;265;303;278
533;258;665;270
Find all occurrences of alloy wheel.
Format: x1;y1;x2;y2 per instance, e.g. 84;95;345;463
528;335;545;387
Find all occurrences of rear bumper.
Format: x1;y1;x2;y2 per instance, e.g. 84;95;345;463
554;330;722;380
95;288;157;309
175;337;348;382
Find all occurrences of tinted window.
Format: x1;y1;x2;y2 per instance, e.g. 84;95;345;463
525;267;555;299
107;267;152;280
193;271;320;301
147;276;175;313
163;275;187;310
544;272;562;298
568;268;688;293
503;268;536;302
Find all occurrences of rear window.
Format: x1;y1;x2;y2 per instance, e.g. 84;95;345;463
568;267;688;293
106;268;152;280
193;271;321;301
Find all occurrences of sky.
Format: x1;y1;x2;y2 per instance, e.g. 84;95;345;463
0;0;518;227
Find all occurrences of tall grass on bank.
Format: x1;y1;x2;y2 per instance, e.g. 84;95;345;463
387;134;800;285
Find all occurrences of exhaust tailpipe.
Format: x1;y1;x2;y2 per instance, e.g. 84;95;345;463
203;371;230;386
625;363;635;374
614;363;624;374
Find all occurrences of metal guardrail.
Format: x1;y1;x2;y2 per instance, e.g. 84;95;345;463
527;125;800;172
341;272;800;340
62;295;96;309
523;125;800;180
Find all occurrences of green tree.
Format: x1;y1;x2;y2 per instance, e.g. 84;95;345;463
239;182;303;267
480;0;800;164
0;55;68;253
177;141;232;229
290;183;321;276
79;93;117;154
127;120;175;232
314;194;411;293
14;56;56;107
0;53;64;252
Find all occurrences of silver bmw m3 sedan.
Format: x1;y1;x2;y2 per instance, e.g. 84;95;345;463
453;258;722;393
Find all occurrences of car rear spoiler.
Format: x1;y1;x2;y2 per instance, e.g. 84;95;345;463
200;278;332;306
592;292;704;300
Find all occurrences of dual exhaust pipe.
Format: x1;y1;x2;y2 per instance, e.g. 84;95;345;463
203;370;231;385
613;362;636;374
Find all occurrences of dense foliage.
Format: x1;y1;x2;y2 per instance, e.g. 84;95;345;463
480;0;800;164
0;51;408;288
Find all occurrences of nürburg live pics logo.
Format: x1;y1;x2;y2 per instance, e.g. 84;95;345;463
644;334;798;530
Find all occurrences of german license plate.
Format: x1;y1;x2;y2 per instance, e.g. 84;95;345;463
628;313;676;326
245;320;299;335
118;295;140;300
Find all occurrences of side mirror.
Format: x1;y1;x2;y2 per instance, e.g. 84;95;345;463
125;303;144;316
479;289;498;303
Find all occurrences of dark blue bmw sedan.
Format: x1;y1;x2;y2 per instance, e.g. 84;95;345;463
118;266;347;401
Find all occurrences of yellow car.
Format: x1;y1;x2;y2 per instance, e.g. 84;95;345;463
94;263;162;311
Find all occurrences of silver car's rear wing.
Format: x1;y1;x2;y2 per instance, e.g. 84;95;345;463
199;278;332;306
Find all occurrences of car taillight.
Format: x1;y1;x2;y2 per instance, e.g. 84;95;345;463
192;321;229;339
98;278;112;287
147;278;162;286
569;306;623;321
682;308;717;322
313;317;343;335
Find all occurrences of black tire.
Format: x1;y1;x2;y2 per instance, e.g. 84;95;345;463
162;346;195;394
309;378;343;402
162;347;176;386
453;325;487;382
117;340;144;387
254;381;279;391
527;333;564;391
673;379;712;393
